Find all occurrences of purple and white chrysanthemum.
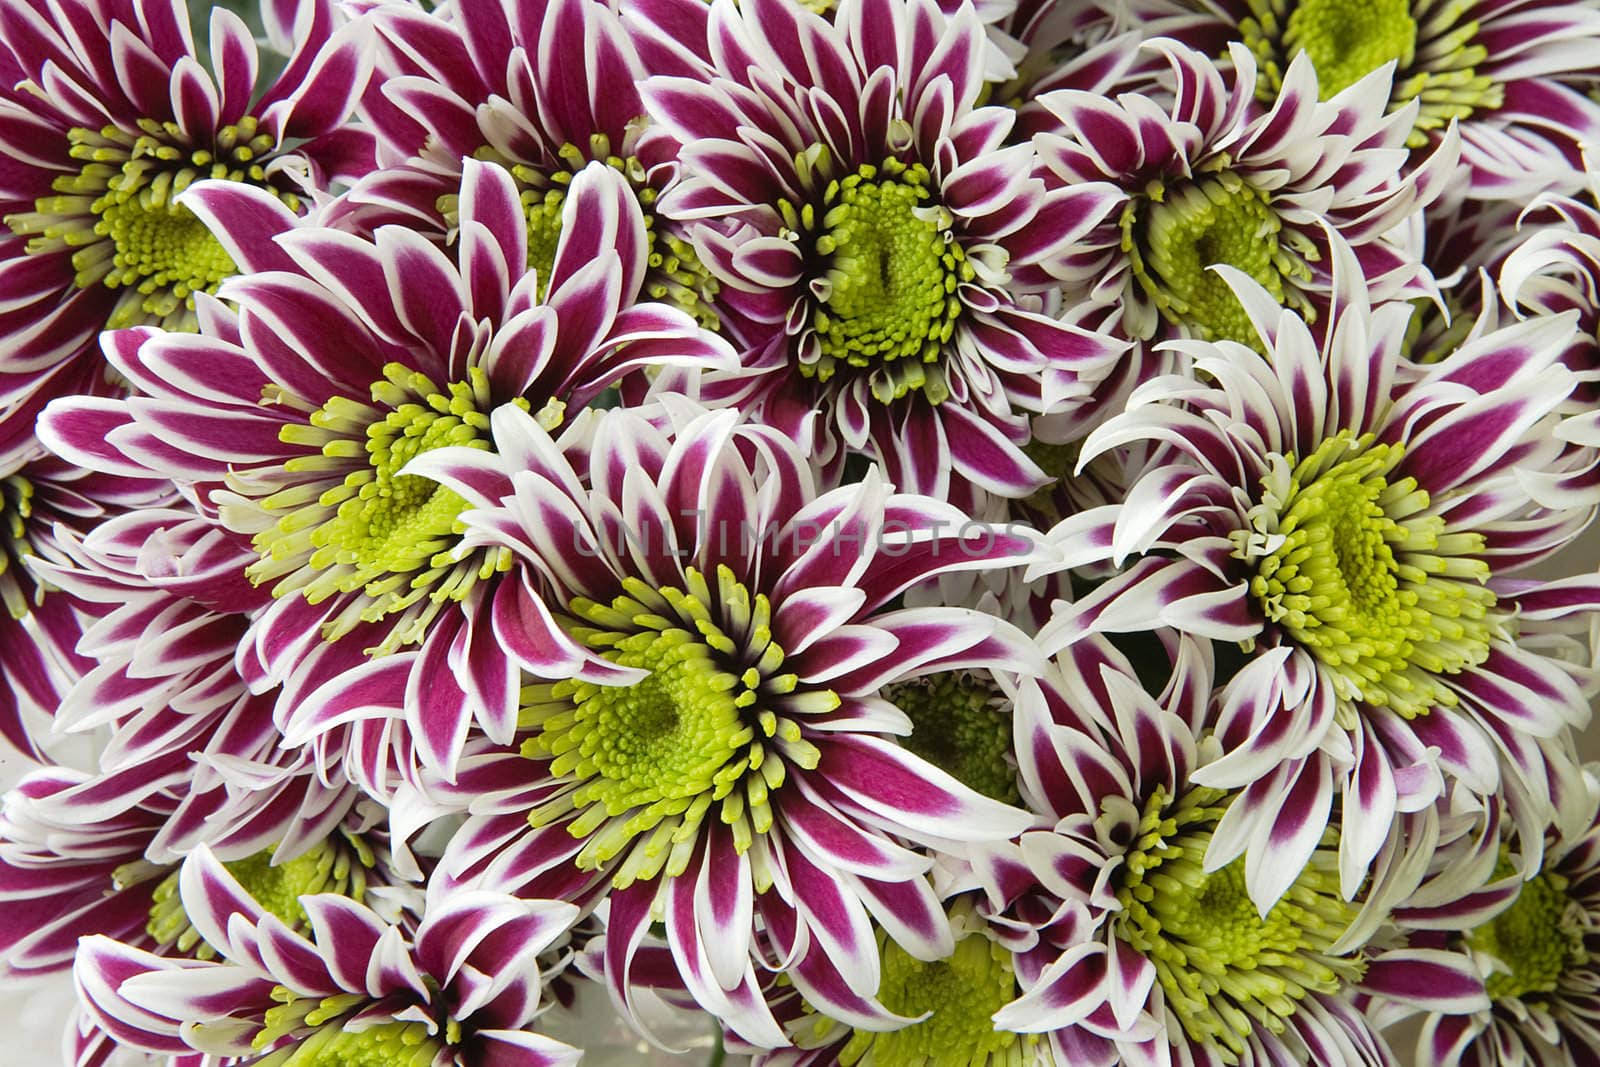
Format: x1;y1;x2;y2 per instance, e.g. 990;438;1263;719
1033;38;1457;346
77;848;579;1067
640;0;1128;500
0;438;167;761
1375;781;1600;1067
40;158;731;778
338;0;724;331
0;0;374;429
293;399;1048;1045
970;632;1490;1067
1117;0;1600;199
1037;246;1600;905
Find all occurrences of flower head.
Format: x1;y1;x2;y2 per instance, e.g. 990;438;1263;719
1037;245;1600;907
304;399;1051;1044
640;0;1127;500
0;0;374;427
41;158;732;776
77;848;579;1067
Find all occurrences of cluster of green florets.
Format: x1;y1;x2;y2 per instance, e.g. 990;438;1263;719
144;834;372;960
1230;430;1501;719
520;566;829;889
0;473;36;619
249;363;527;650
440;137;722;326
1114;786;1362;1061
883;672;1018;803
1127;173;1312;346
786;156;973;404
1238;0;1501;146
1467;864;1588;1002
5;117;298;330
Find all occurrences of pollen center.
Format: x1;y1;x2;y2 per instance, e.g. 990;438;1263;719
840;931;1031;1067
1230;430;1499;718
800;159;973;404
1283;0;1418;98
1116;787;1360;1061
256;1014;443;1067
883;673;1018;803
521;566;829;888
1466;869;1586;1002
5;119;296;330
1131;176;1301;346
146;836;370;959
248;364;525;651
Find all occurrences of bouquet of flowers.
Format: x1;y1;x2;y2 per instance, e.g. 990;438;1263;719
3;0;1600;1064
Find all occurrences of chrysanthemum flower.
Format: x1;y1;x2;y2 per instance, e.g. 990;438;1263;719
1119;0;1600;198
77;849;579;1067
301;399;1047;1043
1033;39;1456;346
970;632;1490;1066
0;439;166;760
40;158;732;777
1381;787;1600;1067
339;0;724;331
0;0;374;424
639;0;1128;499
1038;248;1600;905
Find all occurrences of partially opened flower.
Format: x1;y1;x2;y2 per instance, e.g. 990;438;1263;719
1121;0;1600;198
0;0;374;426
1033;39;1456;345
303;399;1047;1044
341;0;723;330
641;0;1127;500
40;158;732;777
77;848;579;1067
1037;246;1600;905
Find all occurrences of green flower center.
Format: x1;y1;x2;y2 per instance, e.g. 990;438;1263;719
1115;787;1361;1062
1466;868;1587;1002
1284;0;1417;98
1128;175;1310;346
145;835;371;959
256;997;452;1067
441;139;722;328
789;157;974;404
4;118;297;330
1238;0;1502;147
247;364;530;651
521;566;829;889
1229;430;1500;719
0;474;36;619
882;673;1018;803
838;929;1038;1067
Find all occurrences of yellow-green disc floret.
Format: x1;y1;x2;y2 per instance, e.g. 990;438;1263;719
521;566;830;889
1466;865;1587;1002
248;363;528;652
1238;0;1501;146
835;923;1043;1067
789;157;974;404
1128;174;1312;347
254;998;448;1067
1230;430;1501;719
5;118;299;330
883;673;1018;803
145;835;372;959
1114;787;1361;1062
